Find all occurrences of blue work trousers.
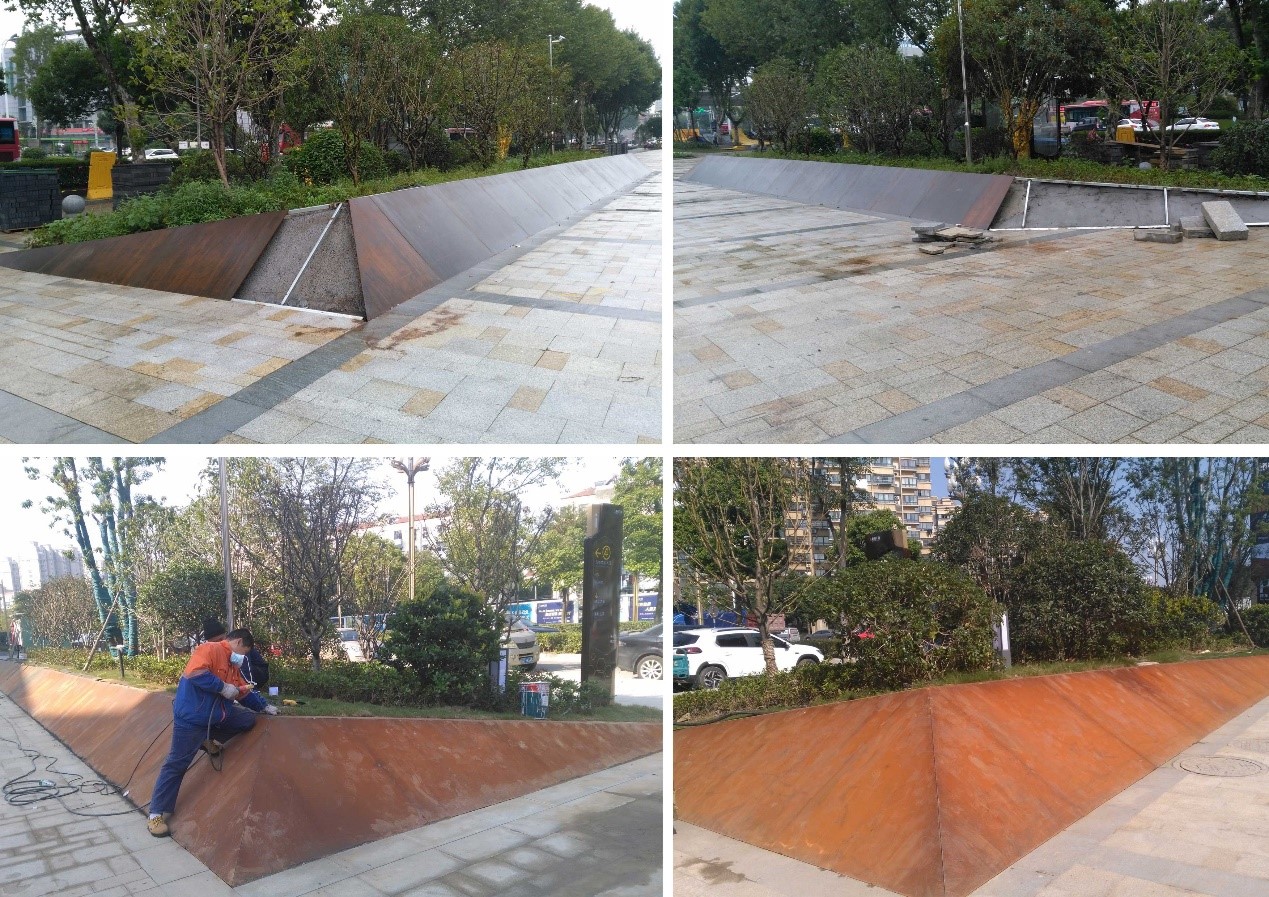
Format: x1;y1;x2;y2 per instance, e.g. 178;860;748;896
150;705;256;816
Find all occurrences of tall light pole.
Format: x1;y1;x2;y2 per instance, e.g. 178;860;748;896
390;458;431;602
548;34;565;154
956;0;973;164
219;458;234;628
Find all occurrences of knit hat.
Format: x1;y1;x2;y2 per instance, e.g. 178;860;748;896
202;618;227;641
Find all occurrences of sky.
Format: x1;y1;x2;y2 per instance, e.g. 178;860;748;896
0;455;628;556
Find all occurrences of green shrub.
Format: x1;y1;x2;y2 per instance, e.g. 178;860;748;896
674;662;859;723
381;584;501;706
536;620;657;653
0;157;90;194
168;149;248;186
1239;603;1269;648
807;558;999;690
285;129;388;185
272;658;419;705
1007;539;1152;662
21;147;47;160
1209;119;1269;177
1144;590;1224;651
789;127;838;156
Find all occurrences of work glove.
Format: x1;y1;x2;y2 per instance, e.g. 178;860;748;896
263;704;279;716
219;683;240;699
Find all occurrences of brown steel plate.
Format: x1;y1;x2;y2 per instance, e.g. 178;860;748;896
683;156;1014;229
348;196;441;320
674;655;1269;897
0;663;661;886
0;212;287;300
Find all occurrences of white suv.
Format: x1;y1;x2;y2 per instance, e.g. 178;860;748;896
674;627;822;690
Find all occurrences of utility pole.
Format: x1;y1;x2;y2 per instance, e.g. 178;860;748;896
389;458;431;602
956;0;973;164
219;458;234;628
548;34;565;154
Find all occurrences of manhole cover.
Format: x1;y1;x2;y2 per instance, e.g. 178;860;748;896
1234;738;1269;754
1175;756;1266;777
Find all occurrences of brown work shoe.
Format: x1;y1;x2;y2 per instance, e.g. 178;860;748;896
201;739;224;770
147;815;170;837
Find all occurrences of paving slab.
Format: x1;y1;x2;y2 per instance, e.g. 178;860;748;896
673;155;1269;444
0;151;660;444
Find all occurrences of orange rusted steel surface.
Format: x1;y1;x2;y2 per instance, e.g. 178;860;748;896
674;655;1269;897
1;662;660;886
0;212;286;300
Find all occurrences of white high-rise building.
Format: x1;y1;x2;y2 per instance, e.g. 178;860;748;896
2;542;85;592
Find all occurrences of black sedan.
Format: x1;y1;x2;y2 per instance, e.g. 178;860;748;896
617;623;664;679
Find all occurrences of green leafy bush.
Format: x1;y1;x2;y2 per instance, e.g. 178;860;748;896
380;584;501;706
1144;589;1224;651
789;127;838;156
674;662;860;723
1209;119;1269;177
536;620;657;653
1007;540;1152;662
808;558;999;690
168;149;248;186
272;659;419;705
22;148;47;159
285;129;388;185
1239;603;1269;648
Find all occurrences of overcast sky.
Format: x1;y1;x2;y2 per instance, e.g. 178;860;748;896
0;455;629;556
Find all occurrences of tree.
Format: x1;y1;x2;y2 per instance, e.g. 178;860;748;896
817;45;932;155
28;41;112;129
1012;457;1126;542
25;576;98;648
934;0;1109;158
339;531;411;660
674;457;806;673
233;458;382;670
1102;0;1245;170
614;458;663;621
24;457;164;656
17;0;146;154
534;505;586;621
700;0;858;69
138;560;240;657
137;0;301;185
744;58;810;151
382;25;449;169
675;0;747;146
592;30;661;142
450;40;542;167
933;492;1049;609
424;458;562;626
798;458;870;572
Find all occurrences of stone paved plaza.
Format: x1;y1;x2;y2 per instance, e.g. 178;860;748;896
674;157;1269;444
0;152;660;444
675;692;1269;897
0;679;662;897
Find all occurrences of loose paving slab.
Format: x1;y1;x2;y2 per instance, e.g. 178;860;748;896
676;693;1269;897
0;681;661;897
673;156;1269;444
0;152;660;444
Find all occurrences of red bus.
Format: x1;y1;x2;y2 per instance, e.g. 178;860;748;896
0;118;20;162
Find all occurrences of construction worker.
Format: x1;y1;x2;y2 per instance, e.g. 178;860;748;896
147;620;277;837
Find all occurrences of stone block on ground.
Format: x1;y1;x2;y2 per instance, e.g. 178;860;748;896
1179;216;1214;238
919;244;948;255
1133;228;1183;244
1201;200;1249;241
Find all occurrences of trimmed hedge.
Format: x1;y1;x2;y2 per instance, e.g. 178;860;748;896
537;620;658;653
0;158;89;195
675;662;861;723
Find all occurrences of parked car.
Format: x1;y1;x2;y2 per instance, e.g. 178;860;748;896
617;623;664;680
674;627;822;690
143;147;179;161
503;618;540;670
336;627;367;662
1167;117;1220;133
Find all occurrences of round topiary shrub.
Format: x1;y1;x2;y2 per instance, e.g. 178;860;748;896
788;127;838;156
284;129;388;185
1209;119;1269;177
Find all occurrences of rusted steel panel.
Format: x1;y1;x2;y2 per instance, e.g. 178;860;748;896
348;196;440;320
674;655;1269;897
0;212;286;300
683;156;1014;229
0;662;660;886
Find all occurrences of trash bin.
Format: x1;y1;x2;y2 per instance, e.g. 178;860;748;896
519;682;549;719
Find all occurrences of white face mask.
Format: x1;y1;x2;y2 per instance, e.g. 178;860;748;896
230;651;245;666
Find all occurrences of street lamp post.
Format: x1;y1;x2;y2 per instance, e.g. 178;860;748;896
389;458;431;602
956;0;972;165
548;34;565;154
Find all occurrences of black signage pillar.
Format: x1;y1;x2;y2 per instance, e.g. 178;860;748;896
582;503;623;696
